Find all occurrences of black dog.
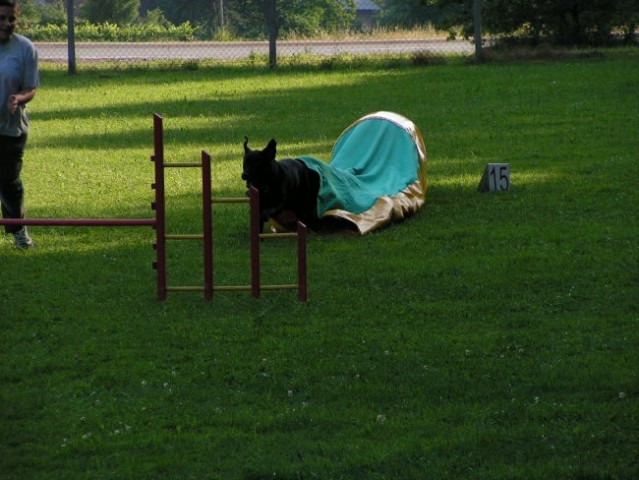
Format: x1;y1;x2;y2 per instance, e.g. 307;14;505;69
242;137;320;232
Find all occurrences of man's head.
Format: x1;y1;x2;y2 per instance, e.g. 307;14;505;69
0;0;18;44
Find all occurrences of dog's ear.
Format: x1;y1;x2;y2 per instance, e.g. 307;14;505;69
243;136;251;155
265;139;277;161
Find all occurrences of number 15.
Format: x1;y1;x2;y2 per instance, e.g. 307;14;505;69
489;164;510;191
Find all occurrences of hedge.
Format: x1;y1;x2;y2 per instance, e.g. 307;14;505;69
22;21;196;42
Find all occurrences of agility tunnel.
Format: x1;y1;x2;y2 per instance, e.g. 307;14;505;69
297;111;427;235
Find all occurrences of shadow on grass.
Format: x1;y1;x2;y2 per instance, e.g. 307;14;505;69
31;67;432;152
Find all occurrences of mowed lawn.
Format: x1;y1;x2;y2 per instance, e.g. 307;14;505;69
1;50;638;479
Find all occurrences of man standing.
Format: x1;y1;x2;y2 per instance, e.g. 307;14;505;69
0;0;38;249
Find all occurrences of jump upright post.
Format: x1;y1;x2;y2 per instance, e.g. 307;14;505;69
158;149;214;300
209;186;308;303
153;113;308;302
152;112;214;301
152;113;167;299
247;187;308;302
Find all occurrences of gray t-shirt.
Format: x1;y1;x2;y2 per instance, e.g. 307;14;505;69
0;33;39;137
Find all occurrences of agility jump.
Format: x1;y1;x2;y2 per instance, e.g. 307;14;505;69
0;113;308;302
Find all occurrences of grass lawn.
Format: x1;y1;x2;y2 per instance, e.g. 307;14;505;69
1;50;638;479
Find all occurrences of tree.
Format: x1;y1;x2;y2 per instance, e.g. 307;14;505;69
37;0;66;26
377;0;443;28
227;0;355;39
13;0;36;26
151;0;354;40
614;0;639;43
422;0;638;46
155;0;213;27
81;0;141;26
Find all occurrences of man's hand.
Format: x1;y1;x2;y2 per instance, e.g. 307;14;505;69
7;89;36;114
7;94;19;114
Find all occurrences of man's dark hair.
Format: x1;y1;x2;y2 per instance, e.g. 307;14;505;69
0;0;17;7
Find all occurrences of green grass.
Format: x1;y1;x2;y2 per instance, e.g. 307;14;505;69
1;49;638;479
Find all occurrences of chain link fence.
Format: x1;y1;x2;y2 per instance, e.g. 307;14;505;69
35;38;478;64
28;1;484;72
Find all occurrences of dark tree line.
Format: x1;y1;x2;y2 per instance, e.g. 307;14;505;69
424;0;638;45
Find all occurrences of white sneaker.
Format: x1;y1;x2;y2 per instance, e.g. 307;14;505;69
13;227;35;249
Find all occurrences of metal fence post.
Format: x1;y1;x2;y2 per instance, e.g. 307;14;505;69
266;0;278;68
66;0;76;75
473;0;483;62
219;0;224;33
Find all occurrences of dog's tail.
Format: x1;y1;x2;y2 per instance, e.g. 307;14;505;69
243;136;250;153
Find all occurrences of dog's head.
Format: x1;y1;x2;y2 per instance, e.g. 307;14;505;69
242;137;277;193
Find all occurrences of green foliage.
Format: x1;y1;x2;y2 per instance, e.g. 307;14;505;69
81;0;141;26
482;0;638;46
19;0;637;45
155;0;213;26
10;0;65;28
615;0;639;42
212;0;356;39
12;0;36;26
378;0;443;27
36;0;66;26
141;8;172;29
428;0;639;45
1;50;638;479
22;20;196;42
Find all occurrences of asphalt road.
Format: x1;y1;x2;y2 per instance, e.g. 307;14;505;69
36;39;474;62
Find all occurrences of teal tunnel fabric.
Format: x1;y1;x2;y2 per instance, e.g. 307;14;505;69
298;117;420;217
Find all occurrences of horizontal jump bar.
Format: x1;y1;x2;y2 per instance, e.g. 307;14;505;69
215;284;298;291
260;232;298;239
0;218;156;227
165;234;204;240
213;285;252;291
166;285;298;292
260;284;299;290
166;285;251;292
166;286;205;292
